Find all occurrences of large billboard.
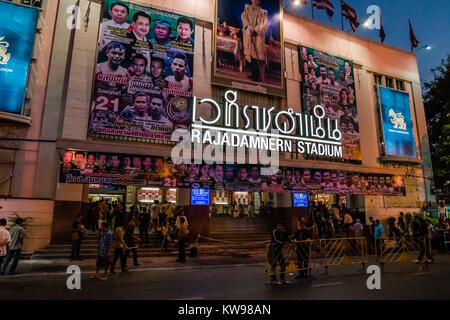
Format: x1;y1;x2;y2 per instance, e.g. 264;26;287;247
298;45;362;163
212;0;284;96
88;0;195;143
378;86;417;158
0;2;38;114
59;150;405;196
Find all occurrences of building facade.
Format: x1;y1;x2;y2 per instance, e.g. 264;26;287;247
0;0;434;252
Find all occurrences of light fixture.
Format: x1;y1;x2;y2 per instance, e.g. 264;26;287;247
426;45;431;50
363;20;370;28
414;44;432;52
294;0;300;5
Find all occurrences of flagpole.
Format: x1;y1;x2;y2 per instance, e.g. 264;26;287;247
340;0;344;31
311;2;315;21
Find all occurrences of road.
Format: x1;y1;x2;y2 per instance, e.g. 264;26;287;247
1;255;449;300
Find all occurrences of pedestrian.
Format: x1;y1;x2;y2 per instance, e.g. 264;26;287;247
162;201;175;229
93;221;113;281
0;218;11;269
176;217;188;263
343;211;353;237
157;207;169;251
398;212;407;235
269;222;290;285
415;217;433;263
374;219;384;256
139;207;150;244
293;220;311;278
248;201;255;218
110;222;128;274
353;219;363;237
150;200;161;232
125;218;139;266
363;221;373;254
71;214;85;260
0;217;24;276
332;204;341;234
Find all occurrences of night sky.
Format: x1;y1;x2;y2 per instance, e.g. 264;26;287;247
283;0;450;84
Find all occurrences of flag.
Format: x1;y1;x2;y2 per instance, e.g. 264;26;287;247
409;19;420;51
341;0;359;32
312;0;334;21
379;15;386;43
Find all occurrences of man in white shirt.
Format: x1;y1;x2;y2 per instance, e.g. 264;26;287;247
0;218;11;268
99;2;130;51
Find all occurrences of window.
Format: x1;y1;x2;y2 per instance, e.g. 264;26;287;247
385;77;394;88
396;80;405;91
374;74;382;85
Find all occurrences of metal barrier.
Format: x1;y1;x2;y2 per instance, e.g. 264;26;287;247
266;240;314;281
375;236;432;271
318;237;368;274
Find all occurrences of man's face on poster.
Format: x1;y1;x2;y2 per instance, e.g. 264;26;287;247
154;24;171;41
314;171;322;183
215;165;223;180
331;96;339;109
331;173;338;184
133;157;142;169
87;155;95;166
360;175;367;186
368;176;373;186
132;58;146;77
149;98;164;118
151;60;164;78
134;95;148;114
338;172;346;184
107;47;125;66
294;170;301;182
124;157;131;168
143;157;152;170
238;168;248;181
133;16;150;39
155;158;164;171
201;165;210;177
285;170;292;182
111;156;120;168
322;94;331;107
110;5;128;25
171;58;186;77
226;168;235;181
188;163;198;176
177;22;193;42
379;176;385;185
352;174;360;186
345;61;351;73
63;152;73;165
385;176;391;186
373;176;379;185
98;154;107;166
323;172;331;183
303;170;311;183
250;167;259;180
75;154;85;167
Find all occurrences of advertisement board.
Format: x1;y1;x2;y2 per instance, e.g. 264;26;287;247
59;150;406;196
298;45;362;163
0;1;38;114
88;0;196;143
293;193;308;207
191;188;211;205
212;0;284;96
378;86;417;158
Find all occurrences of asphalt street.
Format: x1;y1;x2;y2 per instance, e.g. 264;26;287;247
1;255;449;300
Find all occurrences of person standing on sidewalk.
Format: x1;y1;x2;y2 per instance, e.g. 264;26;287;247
150;200;161;233
93;222;113;281
0;218;24;276
270;222;290;285
0;218;11;268
176;217;188;263
139;207;150;244
125;218;139;267
71;215;85;260
343;211;353;238
110;222;128;274
374;219;384;257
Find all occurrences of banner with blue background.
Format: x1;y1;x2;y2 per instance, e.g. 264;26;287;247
0;1;38;114
379;86;416;158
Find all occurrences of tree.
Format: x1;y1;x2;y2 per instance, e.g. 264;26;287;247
423;54;450;200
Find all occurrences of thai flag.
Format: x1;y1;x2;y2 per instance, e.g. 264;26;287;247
341;0;359;32
312;0;335;21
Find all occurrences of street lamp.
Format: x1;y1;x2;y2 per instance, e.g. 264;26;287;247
415;45;431;52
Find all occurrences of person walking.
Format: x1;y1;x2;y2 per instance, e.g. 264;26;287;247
150;200;161;232
157;207;169;251
162;201;175;229
93;222;113;281
353;219;363;237
139;207;150;244
125;218;139;267
293;220;311;278
175;209;189;230
415;217;433;263
0;218;11;269
398;212;407;235
176;217;188;263
71;215;85;260
270;222;290;285
110;222;128;274
332;204;341;234
374;219;384;257
344;211;353;237
0;218;24;276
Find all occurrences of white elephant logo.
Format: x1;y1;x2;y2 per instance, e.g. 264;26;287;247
0;36;11;65
388;108;406;130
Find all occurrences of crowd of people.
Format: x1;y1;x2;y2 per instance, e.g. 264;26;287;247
71;199;190;280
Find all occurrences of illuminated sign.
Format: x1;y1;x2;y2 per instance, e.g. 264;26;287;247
293;193;308;208
191;91;343;158
378;87;416;158
0;2;38;114
191;188;210;205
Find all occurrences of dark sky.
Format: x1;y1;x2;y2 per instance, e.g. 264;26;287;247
283;0;450;84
